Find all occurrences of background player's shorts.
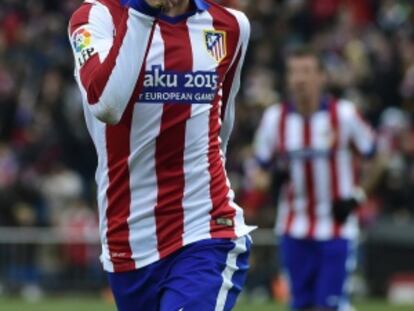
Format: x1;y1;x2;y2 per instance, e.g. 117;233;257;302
108;235;251;311
280;235;354;310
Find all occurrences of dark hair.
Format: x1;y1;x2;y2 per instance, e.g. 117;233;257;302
286;46;325;71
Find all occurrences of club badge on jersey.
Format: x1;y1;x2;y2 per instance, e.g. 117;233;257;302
204;30;227;63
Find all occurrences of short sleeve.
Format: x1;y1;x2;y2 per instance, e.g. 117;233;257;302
347;104;377;157
253;105;279;167
69;2;114;76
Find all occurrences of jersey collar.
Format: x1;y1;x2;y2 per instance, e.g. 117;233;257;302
159;0;210;24
287;96;330;115
194;0;209;11
120;0;209;23
119;0;209;11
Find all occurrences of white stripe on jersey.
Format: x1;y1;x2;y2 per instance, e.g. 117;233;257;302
182;13;216;245
88;2;113;62
286;114;309;238
88;112;113;272
337;151;354;198
127;24;165;268
312;112;334;239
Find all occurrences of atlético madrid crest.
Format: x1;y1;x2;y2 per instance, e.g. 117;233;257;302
204;30;227;63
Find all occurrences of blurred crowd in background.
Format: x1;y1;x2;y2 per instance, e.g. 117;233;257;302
1;0;414;298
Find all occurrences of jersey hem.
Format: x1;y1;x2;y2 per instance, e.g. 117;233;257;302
101;225;256;272
275;228;359;241
277;233;356;242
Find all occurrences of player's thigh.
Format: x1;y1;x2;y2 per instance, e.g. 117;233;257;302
280;235;318;309
108;266;160;311
159;236;251;311
315;238;350;309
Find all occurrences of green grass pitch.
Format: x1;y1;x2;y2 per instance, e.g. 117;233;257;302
0;297;413;311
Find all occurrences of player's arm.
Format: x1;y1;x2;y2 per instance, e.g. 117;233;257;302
219;11;250;154
251;106;279;191
350;109;387;196
348;105;387;197
333;105;386;223
69;0;159;124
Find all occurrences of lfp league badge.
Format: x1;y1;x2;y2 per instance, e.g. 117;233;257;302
72;28;92;53
204;30;227;63
72;28;95;67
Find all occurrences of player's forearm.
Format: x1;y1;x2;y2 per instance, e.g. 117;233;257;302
82;9;155;124
360;153;388;196
252;167;271;191
333;153;387;224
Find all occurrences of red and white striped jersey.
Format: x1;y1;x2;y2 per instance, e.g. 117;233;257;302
254;98;376;240
69;0;255;272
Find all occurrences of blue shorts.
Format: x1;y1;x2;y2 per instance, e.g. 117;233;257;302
280;235;354;310
108;236;251;311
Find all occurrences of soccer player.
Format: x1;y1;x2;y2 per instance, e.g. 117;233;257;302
68;0;255;310
253;48;384;311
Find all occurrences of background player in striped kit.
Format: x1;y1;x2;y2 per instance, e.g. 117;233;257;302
253;48;385;311
69;0;255;310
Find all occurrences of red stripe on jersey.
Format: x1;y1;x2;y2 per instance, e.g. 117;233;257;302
74;6;129;105
329;99;341;237
105;21;156;272
208;93;235;237
154;21;193;258
209;6;240;75
278;104;288;154
80;54;101;91
69;3;93;35
304;119;316;238
220;49;241;121
208;6;241;238
277;105;294;235
100;0;125;25
105;103;135;272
